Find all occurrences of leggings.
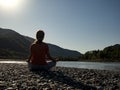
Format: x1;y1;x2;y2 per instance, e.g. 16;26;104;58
28;61;56;71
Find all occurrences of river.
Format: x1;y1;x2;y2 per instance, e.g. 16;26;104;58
0;61;120;71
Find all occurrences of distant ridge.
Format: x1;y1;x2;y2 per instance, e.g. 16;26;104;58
0;28;31;58
48;44;81;57
80;44;120;61
0;28;81;59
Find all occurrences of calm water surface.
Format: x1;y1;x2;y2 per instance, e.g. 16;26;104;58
57;61;120;71
0;61;120;71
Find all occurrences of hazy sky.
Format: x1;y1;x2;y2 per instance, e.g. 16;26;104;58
0;0;120;53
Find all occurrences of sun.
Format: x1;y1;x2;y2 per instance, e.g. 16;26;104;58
0;0;22;10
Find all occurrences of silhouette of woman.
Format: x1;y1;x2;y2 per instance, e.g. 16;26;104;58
27;30;58;71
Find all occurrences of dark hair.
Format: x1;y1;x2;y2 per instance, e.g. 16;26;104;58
36;30;45;43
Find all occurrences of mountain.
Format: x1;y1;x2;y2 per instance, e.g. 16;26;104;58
80;44;120;61
103;44;120;59
48;44;81;57
0;28;81;59
0;28;31;58
24;37;81;58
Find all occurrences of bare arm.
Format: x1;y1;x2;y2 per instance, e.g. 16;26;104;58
27;53;32;62
47;52;56;62
46;44;59;62
27;46;32;62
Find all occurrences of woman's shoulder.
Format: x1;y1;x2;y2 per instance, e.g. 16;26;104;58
42;42;48;47
31;43;37;46
31;42;48;47
30;43;37;49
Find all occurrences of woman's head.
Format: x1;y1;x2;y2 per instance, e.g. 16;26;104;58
36;30;45;42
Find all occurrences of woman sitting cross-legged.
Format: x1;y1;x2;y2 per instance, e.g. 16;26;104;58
27;30;58;71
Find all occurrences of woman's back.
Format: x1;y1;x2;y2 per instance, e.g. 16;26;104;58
30;42;49;65
28;30;57;71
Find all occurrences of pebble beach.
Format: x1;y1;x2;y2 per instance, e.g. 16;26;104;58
0;63;120;90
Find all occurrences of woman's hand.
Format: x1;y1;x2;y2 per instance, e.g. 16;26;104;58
26;59;30;62
55;58;59;62
52;57;59;62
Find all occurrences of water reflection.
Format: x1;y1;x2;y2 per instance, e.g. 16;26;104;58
0;61;120;71
57;61;120;71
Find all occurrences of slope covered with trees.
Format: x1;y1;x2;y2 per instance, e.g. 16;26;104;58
0;28;31;58
80;44;120;62
0;28;81;59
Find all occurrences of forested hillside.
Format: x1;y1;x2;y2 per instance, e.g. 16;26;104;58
80;44;120;62
0;28;81;59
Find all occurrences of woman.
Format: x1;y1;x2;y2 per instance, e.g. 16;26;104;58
27;30;58;71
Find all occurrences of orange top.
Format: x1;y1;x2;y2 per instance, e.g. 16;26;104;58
30;42;49;65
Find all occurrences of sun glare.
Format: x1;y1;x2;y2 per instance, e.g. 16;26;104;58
0;0;22;10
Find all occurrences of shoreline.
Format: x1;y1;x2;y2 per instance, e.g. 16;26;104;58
0;58;120;62
0;63;120;90
0;60;120;71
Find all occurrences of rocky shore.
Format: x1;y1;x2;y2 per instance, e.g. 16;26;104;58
0;63;120;90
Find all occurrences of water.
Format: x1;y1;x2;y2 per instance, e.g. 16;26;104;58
0;61;120;71
57;61;120;71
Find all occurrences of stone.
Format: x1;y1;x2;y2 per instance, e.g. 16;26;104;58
7;87;16;90
0;81;6;89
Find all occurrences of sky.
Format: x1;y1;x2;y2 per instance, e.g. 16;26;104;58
0;0;120;53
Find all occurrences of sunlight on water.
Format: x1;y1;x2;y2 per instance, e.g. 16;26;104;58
0;61;120;71
0;61;26;64
57;61;120;71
